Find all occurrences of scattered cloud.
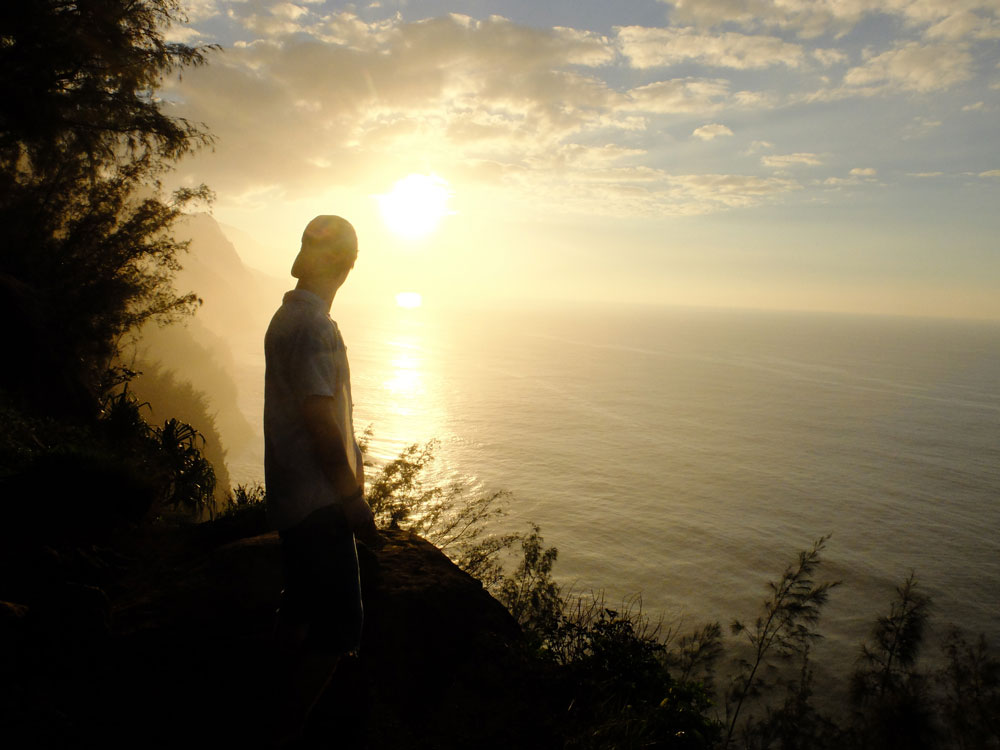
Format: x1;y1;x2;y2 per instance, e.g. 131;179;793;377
744;140;774;155
812;48;847;66
271;3;309;21
167;12;807;217
907;172;944;177
660;173;801;212
663;0;866;38
662;0;1000;42
168;14;625;193
164;24;207;43
843;42;973;94
617;25;805;69
980;169;1000;177
624;78;733;114
924;10;1000;41
762;153;824;168
178;0;221;24
692;123;734;140
903;116;943;139
166;2;997;224
823;167;880;187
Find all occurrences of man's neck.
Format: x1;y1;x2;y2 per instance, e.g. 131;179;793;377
295;277;337;312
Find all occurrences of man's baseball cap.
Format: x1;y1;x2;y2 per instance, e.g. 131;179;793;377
291;215;358;278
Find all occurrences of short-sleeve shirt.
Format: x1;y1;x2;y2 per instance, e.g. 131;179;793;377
264;289;361;531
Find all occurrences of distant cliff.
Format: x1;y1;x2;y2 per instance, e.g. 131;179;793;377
125;212;287;500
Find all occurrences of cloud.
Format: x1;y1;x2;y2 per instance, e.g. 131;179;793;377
617;25;805;69
980;169;1000;177
962;100;985;110
166;5;996;223
168;12;799;218
692;123;734;140
179;0;221;23
824;167;880;186
761;153;824;168
271;3;308;21
624;78;734;113
744;140;774;154
164;24;207;43
661;0;1000;41
903;116;943;139
843;42;973;93
907;172;944;177
657;173;801;213
168;14;624;192
924;10;1000;41
812;48;848;66
662;0;869;38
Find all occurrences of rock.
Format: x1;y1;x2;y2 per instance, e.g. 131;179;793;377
3;524;556;749
0;599;29;661
349;530;538;749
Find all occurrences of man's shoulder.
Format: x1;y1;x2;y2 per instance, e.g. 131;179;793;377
266;301;337;354
269;296;331;332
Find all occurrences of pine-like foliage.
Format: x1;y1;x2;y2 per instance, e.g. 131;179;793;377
723;536;840;748
0;1;214;413
850;573;937;750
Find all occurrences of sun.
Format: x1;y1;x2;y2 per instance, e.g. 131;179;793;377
377;173;452;239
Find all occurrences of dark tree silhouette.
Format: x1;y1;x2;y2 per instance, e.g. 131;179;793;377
0;0;215;414
850;573;937;750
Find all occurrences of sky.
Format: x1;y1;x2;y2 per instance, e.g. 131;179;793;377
166;0;1000;318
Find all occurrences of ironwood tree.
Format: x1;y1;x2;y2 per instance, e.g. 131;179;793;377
0;0;215;414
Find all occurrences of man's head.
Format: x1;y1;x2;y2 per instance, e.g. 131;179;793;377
291;215;358;281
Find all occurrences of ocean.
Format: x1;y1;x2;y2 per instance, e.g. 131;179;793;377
229;302;1000;674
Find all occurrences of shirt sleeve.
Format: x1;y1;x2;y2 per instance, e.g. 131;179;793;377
289;321;339;402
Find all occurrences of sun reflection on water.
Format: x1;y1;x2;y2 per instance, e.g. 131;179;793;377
347;301;454;488
367;306;433;456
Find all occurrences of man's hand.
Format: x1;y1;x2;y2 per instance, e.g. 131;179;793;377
302;395;378;541
343;490;378;546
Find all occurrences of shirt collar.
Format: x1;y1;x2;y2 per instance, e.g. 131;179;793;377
283;289;327;310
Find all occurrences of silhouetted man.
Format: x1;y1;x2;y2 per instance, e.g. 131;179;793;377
264;215;376;745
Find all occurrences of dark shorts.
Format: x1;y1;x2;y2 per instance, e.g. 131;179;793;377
278;503;363;655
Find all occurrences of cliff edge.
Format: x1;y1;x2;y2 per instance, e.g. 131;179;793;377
3;522;557;748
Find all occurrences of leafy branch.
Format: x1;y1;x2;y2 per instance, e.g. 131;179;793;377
724;535;839;748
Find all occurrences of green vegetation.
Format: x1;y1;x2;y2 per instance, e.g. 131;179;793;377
1;0;214;410
723;536;839;748
362;434;519;588
0;1;227;528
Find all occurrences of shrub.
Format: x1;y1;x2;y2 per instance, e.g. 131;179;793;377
938;629;1000;749
100;386;216;515
723;536;840;748
364;437;521;586
850;573;937;750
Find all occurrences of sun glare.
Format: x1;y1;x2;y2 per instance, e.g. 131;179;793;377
395;291;422;309
377;174;452;239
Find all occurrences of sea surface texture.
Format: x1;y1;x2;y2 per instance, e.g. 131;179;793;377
231;303;1000;665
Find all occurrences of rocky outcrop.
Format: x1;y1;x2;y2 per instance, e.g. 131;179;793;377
2;525;556;749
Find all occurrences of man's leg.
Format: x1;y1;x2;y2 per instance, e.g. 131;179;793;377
271;505;364;745
271;615;342;745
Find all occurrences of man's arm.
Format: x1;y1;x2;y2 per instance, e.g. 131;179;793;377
301;395;377;541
